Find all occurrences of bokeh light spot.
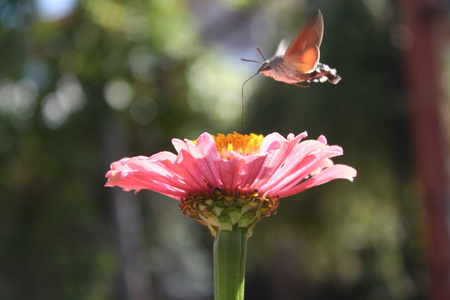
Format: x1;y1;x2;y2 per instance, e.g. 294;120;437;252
36;0;77;21
104;78;134;111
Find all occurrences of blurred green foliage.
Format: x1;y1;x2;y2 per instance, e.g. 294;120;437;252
0;0;429;299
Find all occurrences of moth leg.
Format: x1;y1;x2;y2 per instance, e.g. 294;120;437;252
294;82;310;88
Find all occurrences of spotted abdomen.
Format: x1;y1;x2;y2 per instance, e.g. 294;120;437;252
306;63;341;84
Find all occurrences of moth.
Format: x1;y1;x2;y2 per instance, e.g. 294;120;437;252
242;10;341;86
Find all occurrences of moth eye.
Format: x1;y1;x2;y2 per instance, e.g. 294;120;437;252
264;65;271;70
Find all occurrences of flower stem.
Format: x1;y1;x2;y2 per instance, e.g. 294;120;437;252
213;227;248;300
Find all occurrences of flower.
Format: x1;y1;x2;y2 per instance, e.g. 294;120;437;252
105;132;356;235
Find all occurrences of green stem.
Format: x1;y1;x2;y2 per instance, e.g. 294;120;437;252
213;227;248;300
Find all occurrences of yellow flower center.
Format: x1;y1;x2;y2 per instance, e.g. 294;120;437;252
211;132;264;159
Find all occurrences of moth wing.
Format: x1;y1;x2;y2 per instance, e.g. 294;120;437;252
284;10;324;73
274;38;290;56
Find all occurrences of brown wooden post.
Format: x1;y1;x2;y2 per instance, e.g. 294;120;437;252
397;1;450;299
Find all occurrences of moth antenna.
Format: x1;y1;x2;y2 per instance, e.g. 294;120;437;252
240;58;261;64
240;72;259;132
256;48;266;61
240;48;266;65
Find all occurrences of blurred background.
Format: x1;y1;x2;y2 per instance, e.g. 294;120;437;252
1;0;449;299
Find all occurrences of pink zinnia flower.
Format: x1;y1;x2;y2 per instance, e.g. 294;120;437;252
105;132;356;235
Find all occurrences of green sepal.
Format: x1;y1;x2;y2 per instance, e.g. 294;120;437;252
179;188;280;236
218;215;233;232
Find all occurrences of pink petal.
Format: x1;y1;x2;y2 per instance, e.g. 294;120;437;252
215;156;240;193
252;132;307;188
105;131;357;202
266;146;344;194
105;170;188;199
277;164;357;198
230;151;268;194
257;140;330;191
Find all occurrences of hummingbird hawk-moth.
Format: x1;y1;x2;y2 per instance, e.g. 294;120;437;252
242;10;341;86
239;10;340;131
